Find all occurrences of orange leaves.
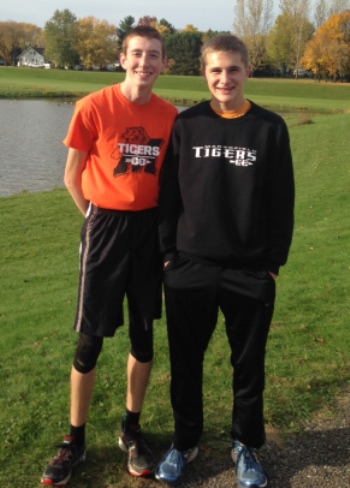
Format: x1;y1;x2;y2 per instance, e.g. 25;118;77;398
301;10;350;79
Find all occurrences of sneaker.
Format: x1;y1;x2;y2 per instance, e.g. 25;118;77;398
155;444;198;485
232;440;267;488
118;423;154;477
41;435;86;486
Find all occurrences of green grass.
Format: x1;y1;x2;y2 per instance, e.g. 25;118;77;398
0;76;350;486
1;67;350;112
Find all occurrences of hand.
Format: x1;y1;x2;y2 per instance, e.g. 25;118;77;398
269;272;277;280
164;261;170;268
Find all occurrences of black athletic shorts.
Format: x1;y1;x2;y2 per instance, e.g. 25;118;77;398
73;204;162;341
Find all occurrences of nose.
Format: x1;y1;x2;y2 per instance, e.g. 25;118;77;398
220;70;230;84
139;52;149;66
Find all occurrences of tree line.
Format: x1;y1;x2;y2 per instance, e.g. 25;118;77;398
0;0;349;81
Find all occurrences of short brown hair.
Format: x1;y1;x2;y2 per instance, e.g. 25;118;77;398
122;25;166;59
201;34;249;70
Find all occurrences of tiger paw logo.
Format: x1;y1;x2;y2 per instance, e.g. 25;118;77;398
112;126;164;177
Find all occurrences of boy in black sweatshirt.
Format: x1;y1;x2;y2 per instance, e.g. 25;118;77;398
156;34;294;488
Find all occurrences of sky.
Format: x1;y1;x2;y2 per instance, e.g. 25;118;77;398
2;0;238;32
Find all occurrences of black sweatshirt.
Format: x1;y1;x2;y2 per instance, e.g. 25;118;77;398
158;101;295;275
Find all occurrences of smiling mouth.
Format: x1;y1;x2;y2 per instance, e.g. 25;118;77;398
218;86;233;93
135;70;152;76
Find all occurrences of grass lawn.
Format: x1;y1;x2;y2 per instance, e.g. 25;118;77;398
0;72;350;487
1;67;350;113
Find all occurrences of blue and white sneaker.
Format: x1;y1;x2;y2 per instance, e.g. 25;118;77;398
232;440;268;487
155;444;198;485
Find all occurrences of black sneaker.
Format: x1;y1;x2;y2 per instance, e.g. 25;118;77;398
118;423;154;477
41;435;86;486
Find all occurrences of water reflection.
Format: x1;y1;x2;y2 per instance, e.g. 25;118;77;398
0;100;74;197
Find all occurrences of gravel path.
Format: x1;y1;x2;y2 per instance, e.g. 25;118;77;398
118;389;350;488
178;390;350;488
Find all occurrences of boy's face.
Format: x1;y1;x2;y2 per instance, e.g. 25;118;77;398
203;50;250;111
120;36;166;90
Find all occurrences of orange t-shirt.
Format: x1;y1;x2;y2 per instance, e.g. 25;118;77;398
64;84;177;210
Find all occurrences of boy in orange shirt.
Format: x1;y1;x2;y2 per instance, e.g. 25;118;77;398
41;26;177;487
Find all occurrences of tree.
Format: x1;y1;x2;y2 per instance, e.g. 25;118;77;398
134;16;176;35
77;17;117;69
44;9;79;67
233;0;273;73
116;16;135;52
266;14;293;74
328;0;350;16
314;0;350;29
181;24;199;32
0;21;43;65
159;18;177;34
150;18;178;35
137;16;158;26
314;0;328;28
151;23;171;36
302;10;350;80
21;23;44;49
273;0;314;75
164;31;202;75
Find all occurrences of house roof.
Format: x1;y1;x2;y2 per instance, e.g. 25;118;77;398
17;47;45;59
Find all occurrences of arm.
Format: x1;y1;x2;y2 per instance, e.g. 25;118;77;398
266;121;295;275
158;135;183;263
63;148;89;216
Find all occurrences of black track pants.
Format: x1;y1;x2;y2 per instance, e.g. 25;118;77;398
163;254;275;451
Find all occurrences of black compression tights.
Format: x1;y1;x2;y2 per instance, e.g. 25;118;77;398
73;333;103;374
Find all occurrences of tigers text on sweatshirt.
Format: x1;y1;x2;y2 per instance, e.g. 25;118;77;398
159;101;295;275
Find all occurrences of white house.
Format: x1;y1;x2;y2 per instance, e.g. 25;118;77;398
17;47;46;67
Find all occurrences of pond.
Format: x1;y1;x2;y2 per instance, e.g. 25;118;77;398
0;100;74;197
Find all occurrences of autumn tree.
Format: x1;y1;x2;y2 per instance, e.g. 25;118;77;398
77;17;117;68
21;23;44;49
233;0;273;73
302;10;350;80
134;16;177;35
181;24;199;32
137;16;158;26
44;9;80;67
0;21;43;65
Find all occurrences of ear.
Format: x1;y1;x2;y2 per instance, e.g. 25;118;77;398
245;64;251;78
119;52;126;70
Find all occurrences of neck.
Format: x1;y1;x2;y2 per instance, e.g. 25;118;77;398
119;82;152;105
211;96;246;113
210;98;250;117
